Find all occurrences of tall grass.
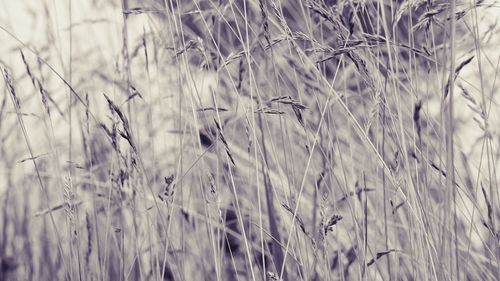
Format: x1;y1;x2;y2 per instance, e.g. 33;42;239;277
0;0;499;280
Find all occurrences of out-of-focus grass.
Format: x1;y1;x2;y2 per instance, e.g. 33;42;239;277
0;0;499;280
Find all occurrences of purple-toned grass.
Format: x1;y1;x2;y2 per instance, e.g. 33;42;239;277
0;0;499;280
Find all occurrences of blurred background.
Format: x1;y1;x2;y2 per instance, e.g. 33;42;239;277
1;0;500;280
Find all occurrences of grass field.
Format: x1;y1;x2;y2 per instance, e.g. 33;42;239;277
1;0;499;280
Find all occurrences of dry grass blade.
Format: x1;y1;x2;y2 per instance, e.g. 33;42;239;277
366;249;396;267
444;55;475;98
281;203;308;235
103;93;137;152
17;152;49;163
214;119;236;166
